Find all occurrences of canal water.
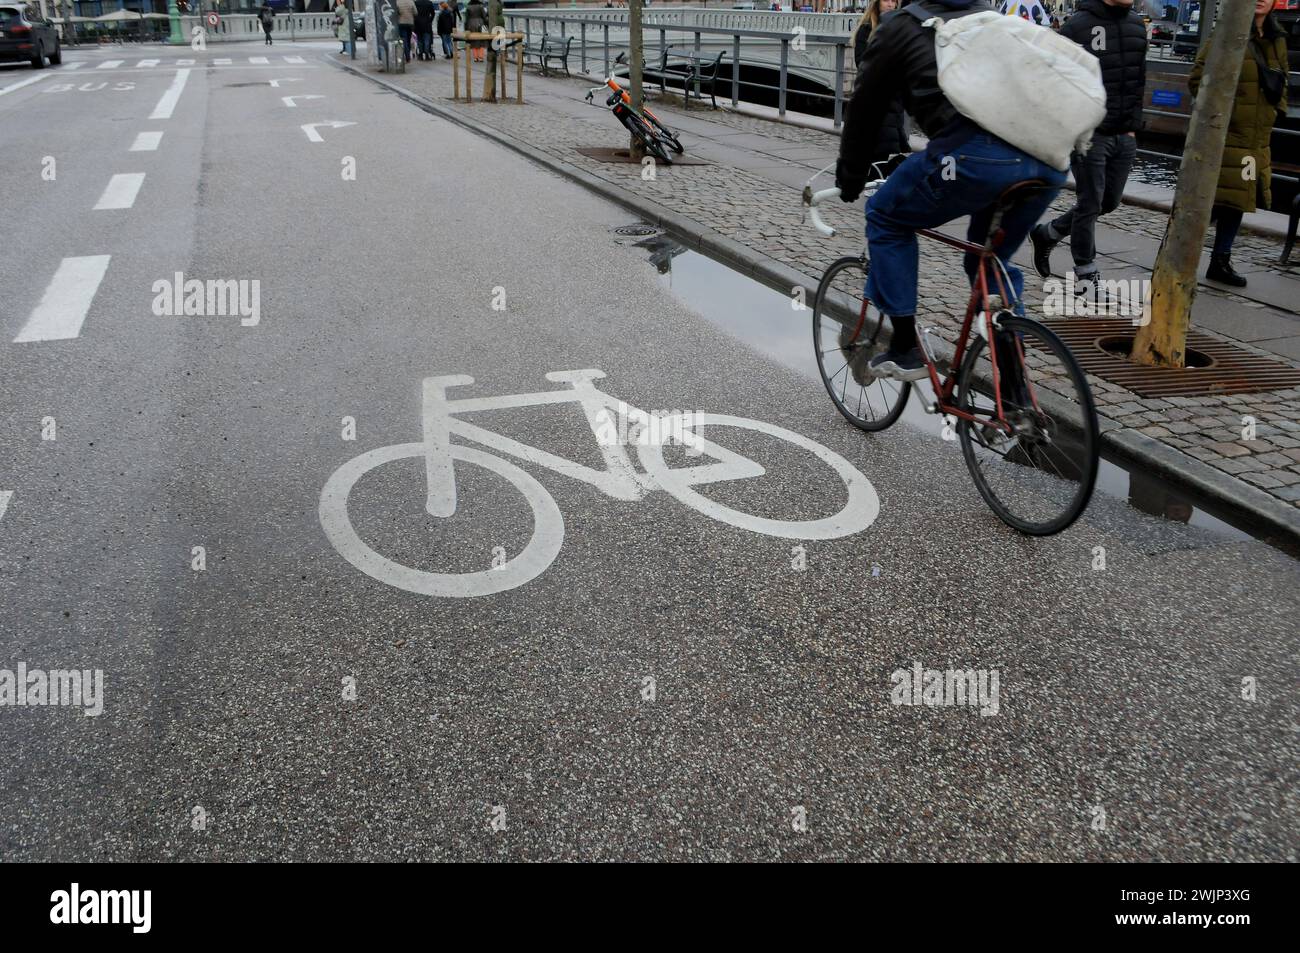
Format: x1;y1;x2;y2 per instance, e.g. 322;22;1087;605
634;231;1270;547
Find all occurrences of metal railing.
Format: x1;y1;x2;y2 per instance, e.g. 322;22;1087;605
504;8;857;126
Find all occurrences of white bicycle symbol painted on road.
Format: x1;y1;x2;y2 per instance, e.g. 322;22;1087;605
319;369;880;597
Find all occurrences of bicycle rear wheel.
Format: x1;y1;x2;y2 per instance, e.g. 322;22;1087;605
623;112;673;165
954;314;1099;535
644;111;684;154
812;256;911;432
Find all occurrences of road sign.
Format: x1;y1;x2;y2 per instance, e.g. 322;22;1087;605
206;11;220;27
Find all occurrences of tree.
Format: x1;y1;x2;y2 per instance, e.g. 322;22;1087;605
628;0;645;159
1129;0;1256;368
483;0;504;102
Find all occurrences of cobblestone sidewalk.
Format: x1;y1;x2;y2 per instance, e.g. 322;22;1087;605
339;53;1300;537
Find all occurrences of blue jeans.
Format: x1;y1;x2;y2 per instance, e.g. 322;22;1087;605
864;133;1066;319
399;23;414;60
441;34;453;57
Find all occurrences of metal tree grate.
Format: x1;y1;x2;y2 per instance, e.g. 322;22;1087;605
1041;317;1300;399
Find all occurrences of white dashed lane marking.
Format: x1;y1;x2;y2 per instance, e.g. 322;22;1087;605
249;56;269;65
12;256;112;344
94;173;146;210
130;131;164;152
148;67;190;120
97;60;123;69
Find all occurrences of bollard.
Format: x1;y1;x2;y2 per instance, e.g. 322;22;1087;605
388;39;405;73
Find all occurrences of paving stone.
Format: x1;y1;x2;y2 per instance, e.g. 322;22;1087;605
1242;471;1285;488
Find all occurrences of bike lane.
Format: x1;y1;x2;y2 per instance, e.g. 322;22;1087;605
0;52;1295;860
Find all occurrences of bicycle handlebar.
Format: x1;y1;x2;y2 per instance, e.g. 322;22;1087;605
803;186;843;238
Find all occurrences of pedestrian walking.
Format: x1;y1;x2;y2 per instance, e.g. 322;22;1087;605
396;0;418;62
415;0;436;60
465;0;487;63
258;3;274;45
1190;0;1288;288
436;1;456;59
1029;0;1147;296
334;0;351;55
851;0;907;175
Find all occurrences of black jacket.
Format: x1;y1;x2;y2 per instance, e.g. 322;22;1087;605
414;0;436;31
1060;0;1147;134
436;7;455;33
839;0;993;180
853;21;909;166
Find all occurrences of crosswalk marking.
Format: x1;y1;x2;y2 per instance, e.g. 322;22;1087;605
13;256;112;344
138;59;159;67
284;56;305;64
249;56;269;65
94;173;145;211
63;61;84;70
98;60;123;69
215;58;232;65
175;58;195;66
130;131;164;152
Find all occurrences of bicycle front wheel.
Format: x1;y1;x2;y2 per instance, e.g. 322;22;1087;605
812;256;911;432
623;112;673;165
954;314;1099;535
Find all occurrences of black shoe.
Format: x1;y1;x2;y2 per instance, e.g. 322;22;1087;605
867;347;928;382
1207;253;1247;287
1030;224;1058;279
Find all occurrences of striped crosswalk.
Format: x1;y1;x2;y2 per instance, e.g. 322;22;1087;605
60;55;316;70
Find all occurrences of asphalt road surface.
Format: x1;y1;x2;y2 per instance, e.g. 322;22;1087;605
1;43;1296;862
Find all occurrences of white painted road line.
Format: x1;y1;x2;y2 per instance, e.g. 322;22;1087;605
149;67;190;120
249;56;269;65
175;58;195;65
0;490;11;522
13;256;112;344
130;131;164;152
97;59;124;69
138;58;159;68
0;72;50;97
63;61;84;70
214;58;232;65
301;121;355;143
94;173;146;210
281;94;323;108
284;56;305;64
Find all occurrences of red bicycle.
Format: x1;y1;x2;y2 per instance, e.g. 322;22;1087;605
803;161;1099;535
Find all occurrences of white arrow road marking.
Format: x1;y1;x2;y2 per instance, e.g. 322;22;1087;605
281;94;323;107
130;131;163;152
149;67;189;120
94;173;145;210
301;121;355;143
284;56;306;64
0;72;50;96
13;256;111;343
267;77;302;87
249;56;269;65
0;491;11;523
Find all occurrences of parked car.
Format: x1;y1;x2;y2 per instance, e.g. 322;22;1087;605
1149;21;1175;46
0;2;60;69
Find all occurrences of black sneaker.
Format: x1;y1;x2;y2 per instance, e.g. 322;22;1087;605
868;347;928;382
1030;224;1058;279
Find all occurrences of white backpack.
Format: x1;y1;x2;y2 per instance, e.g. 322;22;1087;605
907;9;1106;171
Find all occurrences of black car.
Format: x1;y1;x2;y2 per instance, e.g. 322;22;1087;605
0;2;60;69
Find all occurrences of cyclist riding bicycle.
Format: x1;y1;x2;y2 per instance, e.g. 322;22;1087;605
835;0;1068;382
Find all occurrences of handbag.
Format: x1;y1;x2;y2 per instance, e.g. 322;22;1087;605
1249;39;1285;107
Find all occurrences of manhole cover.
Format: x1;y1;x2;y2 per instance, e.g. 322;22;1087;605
1042;317;1300;398
611;224;659;237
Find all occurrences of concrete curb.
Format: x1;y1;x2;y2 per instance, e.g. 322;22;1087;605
335;58;1300;545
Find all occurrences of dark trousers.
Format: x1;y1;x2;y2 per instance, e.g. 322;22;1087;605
1047;132;1136;272
399;24;414;60
1212;205;1244;256
262;24;273;44
418;30;434;57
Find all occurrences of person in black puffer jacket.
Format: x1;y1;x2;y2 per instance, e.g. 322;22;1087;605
851;0;907;171
1029;0;1147;293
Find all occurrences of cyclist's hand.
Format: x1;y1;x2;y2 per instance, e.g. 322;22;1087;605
835;158;866;203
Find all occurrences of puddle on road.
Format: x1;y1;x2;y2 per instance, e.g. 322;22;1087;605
634;231;1266;547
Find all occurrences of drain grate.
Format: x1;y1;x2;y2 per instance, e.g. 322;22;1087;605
611;224;660;238
1042;317;1300;398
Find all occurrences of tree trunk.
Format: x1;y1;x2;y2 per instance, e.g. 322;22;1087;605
484;0;503;102
1130;0;1256;369
628;0;645;160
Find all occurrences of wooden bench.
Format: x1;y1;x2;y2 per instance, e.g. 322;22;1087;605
659;47;725;109
527;34;573;77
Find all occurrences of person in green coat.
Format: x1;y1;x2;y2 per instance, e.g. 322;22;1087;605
1189;0;1289;287
335;1;351;55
